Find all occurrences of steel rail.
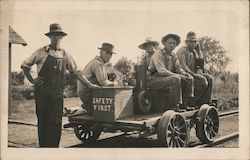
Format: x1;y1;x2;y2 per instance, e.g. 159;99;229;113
8;119;73;131
8;109;239;127
218;110;238;117
193;132;239;148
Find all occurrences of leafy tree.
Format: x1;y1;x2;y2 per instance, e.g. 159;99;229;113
114;57;133;75
11;71;25;86
199;36;231;74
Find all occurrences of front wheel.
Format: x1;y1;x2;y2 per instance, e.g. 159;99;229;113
196;104;219;143
157;110;188;147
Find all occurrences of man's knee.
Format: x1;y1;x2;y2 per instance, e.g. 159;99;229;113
203;74;213;85
195;75;208;86
169;76;181;86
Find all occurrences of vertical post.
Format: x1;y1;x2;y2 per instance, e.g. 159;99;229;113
8;43;11;118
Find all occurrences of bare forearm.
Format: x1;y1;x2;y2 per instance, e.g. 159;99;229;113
102;80;116;86
75;71;93;88
21;67;34;84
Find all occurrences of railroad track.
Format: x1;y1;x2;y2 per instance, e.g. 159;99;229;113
8;109;239;148
192;132;239;148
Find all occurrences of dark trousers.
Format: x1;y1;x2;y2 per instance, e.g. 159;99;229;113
78;89;93;115
148;75;194;107
34;92;63;147
193;74;213;105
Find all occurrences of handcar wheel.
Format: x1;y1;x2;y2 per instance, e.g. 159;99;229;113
74;123;102;143
138;90;152;113
196;104;219;143
157;110;188;147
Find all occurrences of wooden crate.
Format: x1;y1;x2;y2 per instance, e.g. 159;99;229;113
92;86;134;122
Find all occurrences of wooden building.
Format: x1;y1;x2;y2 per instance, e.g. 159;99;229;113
9;26;27;117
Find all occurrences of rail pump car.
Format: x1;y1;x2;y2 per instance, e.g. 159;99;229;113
64;65;219;148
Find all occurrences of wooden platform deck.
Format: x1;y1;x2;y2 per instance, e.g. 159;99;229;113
68;110;198;130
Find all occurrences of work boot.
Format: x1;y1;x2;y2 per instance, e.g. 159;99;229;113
180;104;195;111
170;105;186;112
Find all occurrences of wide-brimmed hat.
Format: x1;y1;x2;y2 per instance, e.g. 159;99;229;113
161;34;181;46
138;38;159;50
45;23;67;37
186;31;198;41
98;43;116;54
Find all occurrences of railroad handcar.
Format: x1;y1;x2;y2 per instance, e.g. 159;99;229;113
64;65;219;147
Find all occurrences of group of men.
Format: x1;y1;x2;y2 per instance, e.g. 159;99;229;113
139;33;212;111
21;23;212;147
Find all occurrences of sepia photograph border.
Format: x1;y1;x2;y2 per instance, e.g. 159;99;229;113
0;0;249;160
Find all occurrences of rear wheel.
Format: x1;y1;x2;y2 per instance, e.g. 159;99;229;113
74;122;102;143
157;110;188;147
196;104;219;143
137;90;152;113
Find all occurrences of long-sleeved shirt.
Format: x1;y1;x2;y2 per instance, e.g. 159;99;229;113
176;46;204;73
21;45;78;75
148;48;186;76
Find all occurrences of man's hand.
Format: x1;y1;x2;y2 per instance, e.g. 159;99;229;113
32;76;44;85
113;81;118;86
89;84;100;89
182;73;192;79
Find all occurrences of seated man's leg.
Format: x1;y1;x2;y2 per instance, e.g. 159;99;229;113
78;89;93;115
148;76;182;107
180;76;194;98
199;74;213;104
193;74;208;105
180;75;195;110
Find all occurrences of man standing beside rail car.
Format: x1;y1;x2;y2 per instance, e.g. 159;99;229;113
176;31;213;106
21;23;98;147
139;38;159;68
77;42;118;115
148;34;195;111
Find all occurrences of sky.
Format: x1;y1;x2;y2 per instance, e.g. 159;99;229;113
6;0;249;73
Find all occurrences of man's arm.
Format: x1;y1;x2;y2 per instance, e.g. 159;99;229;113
21;66;44;85
20;48;44;85
75;71;99;88
65;52;100;88
94;64;116;86
152;52;176;77
176;48;195;76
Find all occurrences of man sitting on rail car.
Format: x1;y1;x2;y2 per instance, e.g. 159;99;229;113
139;38;159;68
148;34;195;111
176;31;213;107
77;43;118;115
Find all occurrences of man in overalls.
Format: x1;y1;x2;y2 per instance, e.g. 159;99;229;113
176;31;213;107
21;23;98;147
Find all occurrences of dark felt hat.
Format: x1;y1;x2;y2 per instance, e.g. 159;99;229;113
161;34;181;46
186;31;198;41
45;23;67;37
138;38;159;50
98;43;116;54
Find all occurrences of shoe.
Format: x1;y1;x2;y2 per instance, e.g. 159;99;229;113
186;106;195;111
170;105;186;112
180;104;195;111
